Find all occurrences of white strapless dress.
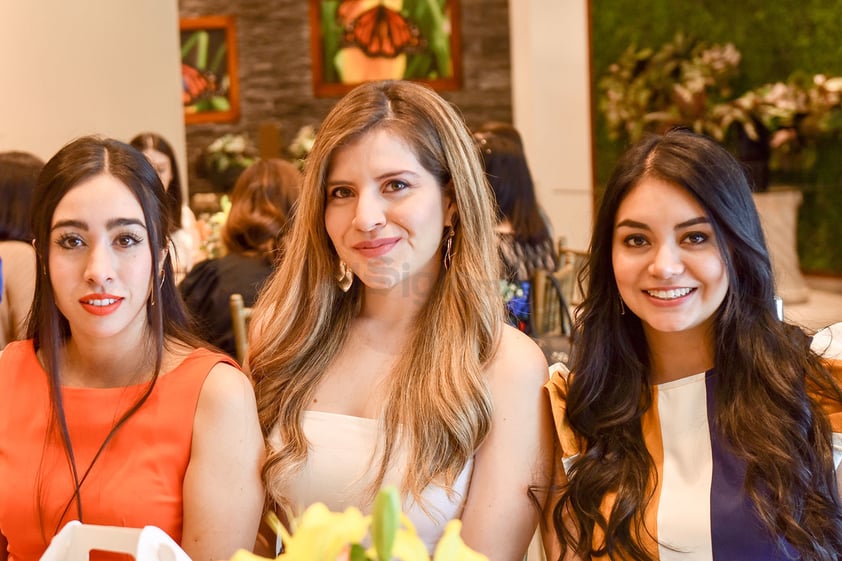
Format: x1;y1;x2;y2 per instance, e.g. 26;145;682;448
268;410;473;552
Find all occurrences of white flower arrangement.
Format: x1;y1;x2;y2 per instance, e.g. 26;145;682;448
288;125;317;171
204;133;257;175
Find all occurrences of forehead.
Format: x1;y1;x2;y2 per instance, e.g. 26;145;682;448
616;177;706;222
52;173;145;224
331;129;420;168
142;148;170;168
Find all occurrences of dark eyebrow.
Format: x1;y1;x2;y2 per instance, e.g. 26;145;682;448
375;170;420;182
326;169;422;187
51;218;147;232
615;216;709;231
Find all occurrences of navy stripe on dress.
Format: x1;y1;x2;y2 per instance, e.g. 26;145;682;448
705;370;797;560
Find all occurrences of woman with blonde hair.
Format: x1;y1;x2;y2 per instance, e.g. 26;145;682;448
249;80;551;560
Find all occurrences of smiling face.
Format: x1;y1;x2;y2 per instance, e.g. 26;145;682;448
612;176;729;342
324;128;454;294
49;173;158;343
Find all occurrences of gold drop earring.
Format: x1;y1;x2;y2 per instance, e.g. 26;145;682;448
336;260;354;292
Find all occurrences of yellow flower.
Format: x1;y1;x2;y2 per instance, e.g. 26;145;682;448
432;521;489;561
375;514;429;561
229;551;274;561
280;503;370;561
225;488;487;561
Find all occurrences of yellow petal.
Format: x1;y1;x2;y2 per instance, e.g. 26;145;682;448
281;504;370;561
432;521;489;561
391;529;431;561
229;550;275;561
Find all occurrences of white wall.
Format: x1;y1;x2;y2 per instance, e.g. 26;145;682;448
509;0;593;251
0;1;187;191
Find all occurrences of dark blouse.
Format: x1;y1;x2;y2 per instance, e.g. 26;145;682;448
179;252;274;359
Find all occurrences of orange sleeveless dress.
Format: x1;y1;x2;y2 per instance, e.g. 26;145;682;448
0;340;237;561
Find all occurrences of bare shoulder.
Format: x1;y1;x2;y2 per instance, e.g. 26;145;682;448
192;361;259;448
199;362;256;411
486;323;550;390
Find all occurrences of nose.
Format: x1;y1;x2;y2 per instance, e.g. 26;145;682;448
648;242;685;279
84;242;116;286
351;190;386;232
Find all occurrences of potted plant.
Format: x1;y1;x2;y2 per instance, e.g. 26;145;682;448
598;34;842;191
598;32;743;147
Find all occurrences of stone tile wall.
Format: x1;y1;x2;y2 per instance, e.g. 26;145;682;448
178;0;512;196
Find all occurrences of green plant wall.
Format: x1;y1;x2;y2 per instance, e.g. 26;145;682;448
591;0;842;274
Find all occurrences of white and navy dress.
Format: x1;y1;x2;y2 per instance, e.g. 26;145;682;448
546;324;842;560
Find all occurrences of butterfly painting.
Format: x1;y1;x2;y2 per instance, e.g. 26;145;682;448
310;0;462;96
339;1;424;58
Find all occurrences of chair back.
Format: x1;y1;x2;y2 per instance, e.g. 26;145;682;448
529;246;588;367
530;269;574;338
229;293;253;366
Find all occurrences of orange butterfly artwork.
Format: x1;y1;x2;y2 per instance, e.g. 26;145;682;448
339;1;424;57
310;0;462;96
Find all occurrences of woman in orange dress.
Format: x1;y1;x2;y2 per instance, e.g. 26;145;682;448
0;136;264;561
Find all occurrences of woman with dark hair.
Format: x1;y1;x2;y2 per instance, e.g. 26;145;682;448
0;136;264;561
544;129;842;560
0;151;43;348
130;132;201;281
473;123;557;334
180;158;300;360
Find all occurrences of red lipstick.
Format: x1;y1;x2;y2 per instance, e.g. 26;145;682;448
79;293;123;316
352;237;400;258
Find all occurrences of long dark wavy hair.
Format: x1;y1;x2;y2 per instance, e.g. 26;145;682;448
27;136;200;532
554;129;842;560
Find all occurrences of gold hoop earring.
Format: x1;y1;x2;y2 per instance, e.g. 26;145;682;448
443;227;455;271
336;261;354;292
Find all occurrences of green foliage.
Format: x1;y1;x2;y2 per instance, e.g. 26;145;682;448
591;0;842;273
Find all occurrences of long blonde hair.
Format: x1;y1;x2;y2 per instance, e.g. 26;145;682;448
248;80;503;510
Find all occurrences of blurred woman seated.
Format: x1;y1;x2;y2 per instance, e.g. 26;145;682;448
473;123;557;334
179;158;300;360
0;151;43;348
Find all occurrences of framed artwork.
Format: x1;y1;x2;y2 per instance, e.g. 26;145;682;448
309;0;462;97
180;15;241;124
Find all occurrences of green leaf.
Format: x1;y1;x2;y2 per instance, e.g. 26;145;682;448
371;486;401;561
350;543;370;561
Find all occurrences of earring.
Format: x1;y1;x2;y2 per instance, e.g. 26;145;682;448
443;227;455;271
150;270;165;307
619;296;626;316
336;260;354;292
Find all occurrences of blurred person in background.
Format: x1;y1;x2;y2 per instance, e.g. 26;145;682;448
0;150;43;348
179;158;300;361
